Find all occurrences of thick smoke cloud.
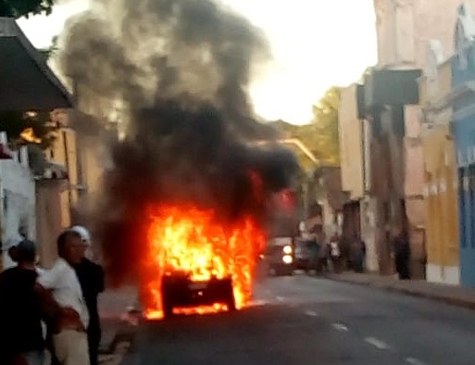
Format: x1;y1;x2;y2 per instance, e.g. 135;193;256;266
59;0;298;284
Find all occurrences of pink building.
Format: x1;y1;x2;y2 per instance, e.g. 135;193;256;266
366;0;475;276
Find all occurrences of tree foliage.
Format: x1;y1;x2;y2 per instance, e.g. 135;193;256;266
270;86;342;175
270;120;321;174
38;35;59;61
0;0;54;18
311;86;341;166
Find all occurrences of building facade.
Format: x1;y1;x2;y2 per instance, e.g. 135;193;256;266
339;84;380;271
0;137;36;270
359;68;422;275
0;18;73;270
34;109;75;268
420;41;460;284
35;109;111;266
365;0;475;277
451;3;475;287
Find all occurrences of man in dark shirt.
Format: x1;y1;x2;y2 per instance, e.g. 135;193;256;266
394;231;411;280
71;226;105;365
0;240;45;365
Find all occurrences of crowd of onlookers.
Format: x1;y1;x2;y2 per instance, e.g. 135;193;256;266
303;230;411;280
0;225;104;365
0;222;411;365
298;232;365;275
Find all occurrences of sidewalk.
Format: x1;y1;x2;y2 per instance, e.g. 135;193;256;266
327;272;475;310
98;286;138;354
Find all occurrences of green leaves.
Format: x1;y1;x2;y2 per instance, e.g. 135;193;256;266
270;120;318;174
0;0;55;18
311;86;341;167
38;35;59;61
270;86;342;174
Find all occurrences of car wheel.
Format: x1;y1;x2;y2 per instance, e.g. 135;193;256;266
227;294;237;311
224;280;236;311
162;292;174;319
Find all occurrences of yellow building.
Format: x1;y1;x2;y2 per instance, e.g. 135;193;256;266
419;41;460;284
35;109;78;267
339;84;381;272
339;84;364;201
36;109;108;267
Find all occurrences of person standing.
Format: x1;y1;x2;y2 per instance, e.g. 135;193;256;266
394;232;411;280
317;240;330;274
350;236;365;273
329;234;341;273
306;232;319;273
4;223;29;270
38;230;90;365
71;226;105;365
0;240;45;365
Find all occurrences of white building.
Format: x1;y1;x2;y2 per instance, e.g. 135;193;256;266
0;132;36;270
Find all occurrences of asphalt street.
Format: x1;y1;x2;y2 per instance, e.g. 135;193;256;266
122;274;475;365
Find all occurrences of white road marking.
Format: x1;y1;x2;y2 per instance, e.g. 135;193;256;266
364;337;391;350
332;323;349;332
304;310;318;317
406;358;427;365
276;296;285;303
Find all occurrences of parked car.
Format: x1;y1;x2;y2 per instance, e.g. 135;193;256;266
294;238;311;271
266;237;294;276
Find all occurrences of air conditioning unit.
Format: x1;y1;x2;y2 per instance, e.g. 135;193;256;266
0;131;14;159
40;162;68;180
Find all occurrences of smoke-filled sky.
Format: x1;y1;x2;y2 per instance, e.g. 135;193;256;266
56;0;302;283
17;0;377;124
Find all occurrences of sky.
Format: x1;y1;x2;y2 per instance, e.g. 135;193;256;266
16;0;378;125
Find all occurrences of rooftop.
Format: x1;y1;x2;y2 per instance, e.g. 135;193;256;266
0;17;73;111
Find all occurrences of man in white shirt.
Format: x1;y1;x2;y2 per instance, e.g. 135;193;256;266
38;230;90;365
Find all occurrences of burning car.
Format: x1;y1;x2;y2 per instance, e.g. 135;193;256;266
161;269;236;318
142;206;265;320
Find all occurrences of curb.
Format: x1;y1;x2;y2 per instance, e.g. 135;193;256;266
327;275;475;311
99;328;135;365
99;313;139;364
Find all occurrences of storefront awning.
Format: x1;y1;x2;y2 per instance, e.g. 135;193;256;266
0;17;73;111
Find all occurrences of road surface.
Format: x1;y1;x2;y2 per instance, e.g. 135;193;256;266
122;274;475;365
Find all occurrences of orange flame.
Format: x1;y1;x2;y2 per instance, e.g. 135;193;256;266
142;205;265;319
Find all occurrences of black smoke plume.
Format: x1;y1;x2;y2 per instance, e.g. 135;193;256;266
59;0;298;285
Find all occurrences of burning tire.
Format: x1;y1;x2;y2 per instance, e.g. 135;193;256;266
223;279;236;311
162;294;175;319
